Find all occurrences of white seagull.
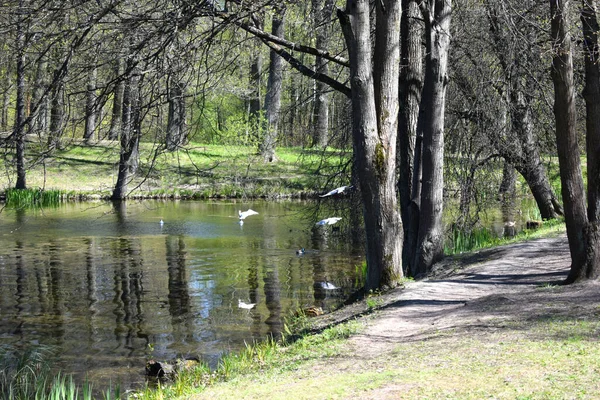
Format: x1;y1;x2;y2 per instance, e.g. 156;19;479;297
319;185;354;198
316;217;342;226
238;299;256;309
239;209;259;220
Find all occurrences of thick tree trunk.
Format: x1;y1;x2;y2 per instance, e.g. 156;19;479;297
47;79;65;150
108;57;125;141
166;80;186;151
581;0;600;224
549;0;593;283
312;0;335;148
83;63;98;143
14;1;26;190
398;0;423;272
413;0;451;276
510;90;563;220
260;6;285;162
112;71;141;200
571;0;600;281
338;0;403;290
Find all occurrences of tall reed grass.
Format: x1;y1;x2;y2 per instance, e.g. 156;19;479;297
0;344;119;400
5;188;64;208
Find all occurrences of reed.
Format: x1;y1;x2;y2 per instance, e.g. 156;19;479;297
0;345;119;400
5;188;64;208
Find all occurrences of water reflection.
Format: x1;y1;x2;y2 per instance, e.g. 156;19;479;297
0;200;362;392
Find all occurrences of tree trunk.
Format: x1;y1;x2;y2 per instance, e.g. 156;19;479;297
568;0;600;282
485;2;563;221
14;0;26;190
338;0;403;290
2;71;11;132
509;89;563;220
84;63;98;143
166;79;186;151
108;57;125;141
31;54;49;137
112;71;141;200
398;0;423;272
581;0;600;224
260;6;285;162
549;0;594;283
413;0;452;276
248;12;263;142
47;79;65;150
311;0;335;148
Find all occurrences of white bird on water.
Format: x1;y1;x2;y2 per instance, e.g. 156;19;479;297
316;217;342;226
319;185;354;198
239;209;259;220
238;299;256;309
320;281;338;290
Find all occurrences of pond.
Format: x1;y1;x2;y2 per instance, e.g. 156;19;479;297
0;200;364;393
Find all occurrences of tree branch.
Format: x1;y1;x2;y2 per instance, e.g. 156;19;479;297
260;39;351;97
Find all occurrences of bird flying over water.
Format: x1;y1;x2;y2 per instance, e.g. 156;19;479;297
319;185;354;198
316;217;342;226
239;209;259;220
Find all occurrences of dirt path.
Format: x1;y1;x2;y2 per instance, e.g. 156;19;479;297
346;235;573;358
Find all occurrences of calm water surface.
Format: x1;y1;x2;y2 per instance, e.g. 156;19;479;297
0;200;363;392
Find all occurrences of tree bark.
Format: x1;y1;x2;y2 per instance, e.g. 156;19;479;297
108;57;125;141
311;0;335;148
31;54;49;137
47;79;65;150
338;0;403;290
413;0;452;276
549;0;593;282
14;0;27;189
166;79;186;151
260;6;285;162
112;70;141;200
83;63;98;143
581;0;600;224
398;0;423;272
248;12;263;140
567;0;600;282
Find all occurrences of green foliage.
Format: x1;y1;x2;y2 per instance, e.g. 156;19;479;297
0;344;120;400
5;188;64;208
445;218;566;255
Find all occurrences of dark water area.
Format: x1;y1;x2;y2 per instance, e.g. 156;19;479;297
0;200;363;393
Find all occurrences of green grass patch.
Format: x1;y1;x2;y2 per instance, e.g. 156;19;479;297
131;320;361;400
180;315;600;400
0;143;350;199
445;218;566;255
5;188;66;208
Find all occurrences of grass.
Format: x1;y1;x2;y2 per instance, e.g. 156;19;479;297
129;321;361;400
444;217;566;255
5;188;67;208
0;142;350;199
174;312;600;400
0;344;120;400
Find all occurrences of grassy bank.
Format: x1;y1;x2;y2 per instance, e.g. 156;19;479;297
0;141;350;199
